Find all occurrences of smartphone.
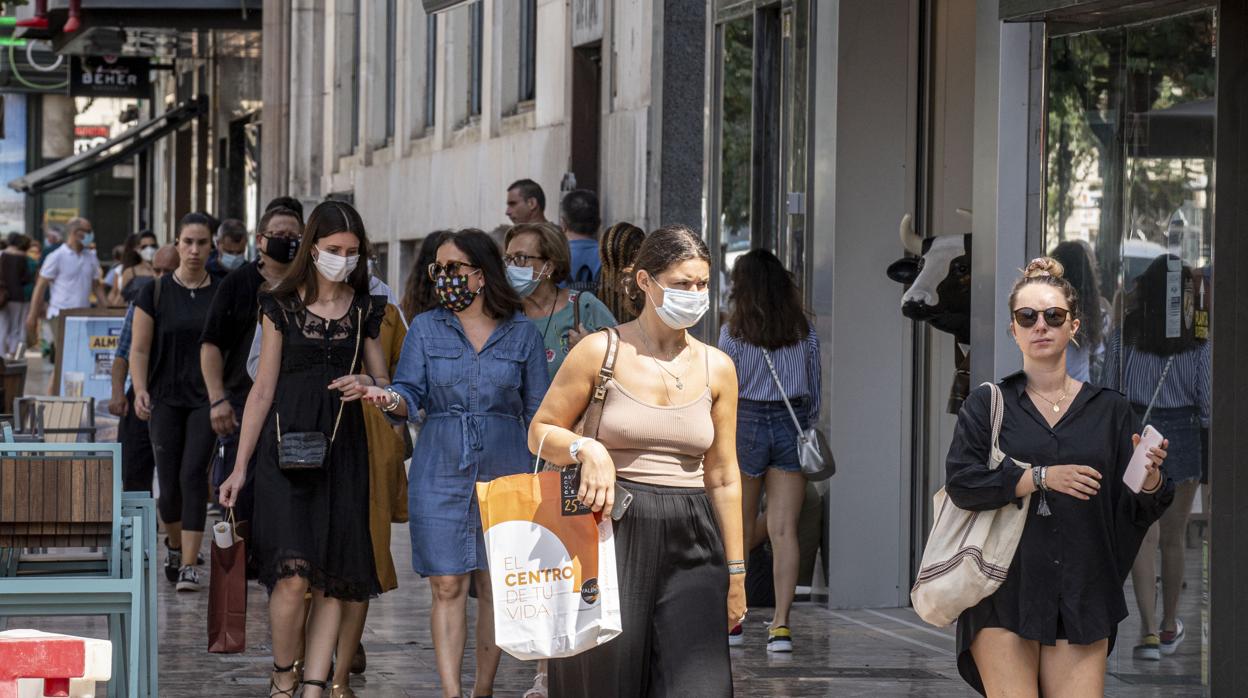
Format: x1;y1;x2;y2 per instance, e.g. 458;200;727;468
1124;424;1165;493
611;484;634;521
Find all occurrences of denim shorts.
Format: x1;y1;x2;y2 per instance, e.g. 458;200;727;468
736;397;812;479
1133;404;1203;484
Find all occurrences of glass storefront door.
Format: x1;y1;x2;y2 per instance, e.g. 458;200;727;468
707;0;812;334
1044;9;1215;687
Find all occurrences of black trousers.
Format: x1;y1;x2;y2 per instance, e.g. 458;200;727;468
550;480;733;698
119;388;155;493
149;402;215;532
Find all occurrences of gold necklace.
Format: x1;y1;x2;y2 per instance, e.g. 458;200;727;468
636;321;689;390
1027;378;1070;413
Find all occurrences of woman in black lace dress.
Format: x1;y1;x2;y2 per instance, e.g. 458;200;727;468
220;201;390;698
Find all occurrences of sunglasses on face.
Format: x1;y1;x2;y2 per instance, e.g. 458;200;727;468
428;261;479;280
1012;306;1071;328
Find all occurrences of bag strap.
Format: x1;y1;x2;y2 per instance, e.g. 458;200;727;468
761;348;809;441
580;327;620;439
983;382;1006;469
275;304;365;444
1141;355;1176;426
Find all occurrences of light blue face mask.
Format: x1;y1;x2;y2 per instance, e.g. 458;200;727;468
506;264;546;298
220;252;246;270
82;232;95;246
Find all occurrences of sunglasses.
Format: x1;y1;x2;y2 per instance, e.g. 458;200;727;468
427;261;480;280
1012;307;1071;328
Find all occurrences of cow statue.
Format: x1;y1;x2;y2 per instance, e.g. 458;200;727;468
886;213;972;413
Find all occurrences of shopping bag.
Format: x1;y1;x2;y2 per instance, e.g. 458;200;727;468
476;442;621;660
207;511;248;653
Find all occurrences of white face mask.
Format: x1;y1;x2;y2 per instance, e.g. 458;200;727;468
313;248;359;283
648;284;710;330
139;245;157;262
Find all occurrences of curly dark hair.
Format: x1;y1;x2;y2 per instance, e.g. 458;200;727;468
725;249;810;349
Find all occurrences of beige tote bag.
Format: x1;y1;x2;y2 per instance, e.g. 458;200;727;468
911;383;1032;627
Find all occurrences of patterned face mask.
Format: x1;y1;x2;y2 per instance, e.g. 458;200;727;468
435;272;481;312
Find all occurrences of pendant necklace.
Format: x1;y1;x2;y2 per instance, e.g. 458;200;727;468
173;270;209;299
637;321;689;390
1028;378;1069;413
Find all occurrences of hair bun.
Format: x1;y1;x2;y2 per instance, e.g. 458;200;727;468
1023;257;1065;280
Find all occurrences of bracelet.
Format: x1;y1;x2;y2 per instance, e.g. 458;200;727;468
1141;471;1163;494
210;398;229;409
728;565;747;576
380;387;402;413
1032;466;1043;492
726;559;745;566
1040;466;1049;491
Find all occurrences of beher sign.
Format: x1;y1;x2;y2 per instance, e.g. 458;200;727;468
70;56;151;99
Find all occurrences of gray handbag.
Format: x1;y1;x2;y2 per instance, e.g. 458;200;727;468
275;306;363;472
761;348;835;482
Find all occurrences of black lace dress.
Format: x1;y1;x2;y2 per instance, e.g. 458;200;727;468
252;292;387;601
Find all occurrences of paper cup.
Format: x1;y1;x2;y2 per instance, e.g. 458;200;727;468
213;521;234;549
64;371;86;397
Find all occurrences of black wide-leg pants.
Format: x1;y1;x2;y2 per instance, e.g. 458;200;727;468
550;480;733;698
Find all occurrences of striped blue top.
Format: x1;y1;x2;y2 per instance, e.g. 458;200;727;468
1101;332;1210;427
718;325;822;416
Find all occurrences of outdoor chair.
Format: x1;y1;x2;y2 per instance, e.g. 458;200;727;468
0;436;152;696
13;397;96;443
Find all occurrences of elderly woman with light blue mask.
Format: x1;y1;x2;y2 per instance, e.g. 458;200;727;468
504;222;617;379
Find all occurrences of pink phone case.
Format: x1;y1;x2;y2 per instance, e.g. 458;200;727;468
1124;425;1164;493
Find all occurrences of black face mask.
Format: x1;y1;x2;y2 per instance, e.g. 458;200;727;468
263;236;299;264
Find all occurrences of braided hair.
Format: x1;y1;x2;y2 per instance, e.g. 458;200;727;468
597;222;645;323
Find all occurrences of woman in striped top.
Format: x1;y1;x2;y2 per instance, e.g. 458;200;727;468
718;249;821;653
1103;255;1210;662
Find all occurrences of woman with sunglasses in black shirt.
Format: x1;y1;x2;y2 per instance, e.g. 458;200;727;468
945;257;1174;696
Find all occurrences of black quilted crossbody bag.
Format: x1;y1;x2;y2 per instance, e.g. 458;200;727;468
276;306;363;471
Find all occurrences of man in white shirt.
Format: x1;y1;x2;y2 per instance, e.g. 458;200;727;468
25;217;105;355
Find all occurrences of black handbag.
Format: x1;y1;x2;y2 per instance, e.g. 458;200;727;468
276;306;364;471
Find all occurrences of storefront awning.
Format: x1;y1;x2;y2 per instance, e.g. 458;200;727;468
8;96;206;195
1000;0;1214;33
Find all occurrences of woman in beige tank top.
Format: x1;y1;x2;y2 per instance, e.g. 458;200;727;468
529;224;746;697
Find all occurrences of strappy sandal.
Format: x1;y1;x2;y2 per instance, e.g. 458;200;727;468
268;663;299;697
302;677;329;697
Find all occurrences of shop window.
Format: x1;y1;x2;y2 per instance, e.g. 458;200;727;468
717;16;753;301
1044;11;1214;681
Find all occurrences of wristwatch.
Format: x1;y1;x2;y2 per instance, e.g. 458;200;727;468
569;437;590;463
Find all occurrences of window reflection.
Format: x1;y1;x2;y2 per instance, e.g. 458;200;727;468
1045;10;1215;682
718;17;753;311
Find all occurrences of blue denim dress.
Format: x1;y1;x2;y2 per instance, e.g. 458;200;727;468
389;308;550;576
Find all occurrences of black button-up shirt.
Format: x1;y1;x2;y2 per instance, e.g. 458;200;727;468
946;372;1173;651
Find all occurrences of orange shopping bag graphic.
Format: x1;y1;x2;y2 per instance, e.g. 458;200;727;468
477;466;622;660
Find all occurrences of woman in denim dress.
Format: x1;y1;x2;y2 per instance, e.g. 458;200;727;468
364;229;549;698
